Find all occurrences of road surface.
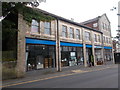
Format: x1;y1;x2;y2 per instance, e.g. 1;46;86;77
3;65;118;88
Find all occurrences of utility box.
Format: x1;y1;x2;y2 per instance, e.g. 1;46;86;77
114;53;120;64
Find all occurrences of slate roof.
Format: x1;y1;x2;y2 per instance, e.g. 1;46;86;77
80;16;100;25
32;7;103;34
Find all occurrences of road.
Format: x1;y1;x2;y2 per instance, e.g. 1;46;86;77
3;66;118;88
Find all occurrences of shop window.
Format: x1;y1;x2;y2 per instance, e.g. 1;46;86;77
69;27;74;38
85;31;91;41
62;25;67;37
68;47;72;51
31;19;39;33
73;47;76;51
26;45;55;71
63;46;68;51
44;21;51;35
94;34;97;42
76;29;80;39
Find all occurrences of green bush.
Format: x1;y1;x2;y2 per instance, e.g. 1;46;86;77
2;51;17;62
2;58;16;62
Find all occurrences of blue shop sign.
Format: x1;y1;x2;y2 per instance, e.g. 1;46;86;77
26;38;56;45
60;42;83;47
86;45;92;48
104;46;112;49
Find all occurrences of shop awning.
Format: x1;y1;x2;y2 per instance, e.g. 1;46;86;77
26;38;56;45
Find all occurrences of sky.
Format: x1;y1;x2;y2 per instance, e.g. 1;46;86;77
38;0;119;37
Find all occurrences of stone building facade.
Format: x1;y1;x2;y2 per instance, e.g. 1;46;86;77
16;7;114;76
80;14;113;63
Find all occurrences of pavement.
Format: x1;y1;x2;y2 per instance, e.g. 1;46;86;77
1;61;118;88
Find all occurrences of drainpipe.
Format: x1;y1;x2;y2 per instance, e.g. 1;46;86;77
56;18;61;72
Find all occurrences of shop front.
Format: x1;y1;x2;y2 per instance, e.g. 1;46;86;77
86;45;93;66
94;46;103;65
60;42;84;67
26;38;56;71
104;46;112;61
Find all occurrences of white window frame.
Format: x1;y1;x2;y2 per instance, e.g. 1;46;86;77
31;19;39;33
85;31;90;41
76;29;80;39
44;21;51;35
69;27;74;38
62;25;67;38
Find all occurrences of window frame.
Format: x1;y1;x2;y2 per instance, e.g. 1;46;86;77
31;19;39;33
76;29;80;39
94;34;97;42
106;37;108;43
62;25;67;38
44;21;51;35
85;31;91;41
69;27;74;38
98;35;101;42
93;23;98;28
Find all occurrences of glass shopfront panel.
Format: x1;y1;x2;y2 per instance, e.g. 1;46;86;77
61;46;83;67
26;44;55;71
95;49;102;61
104;49;112;61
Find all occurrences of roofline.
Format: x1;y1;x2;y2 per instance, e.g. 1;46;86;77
33;7;103;34
80;16;100;25
101;13;110;23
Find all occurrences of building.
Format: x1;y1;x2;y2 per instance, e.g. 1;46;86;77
112;40;117;53
16;7;114;76
80;14;114;63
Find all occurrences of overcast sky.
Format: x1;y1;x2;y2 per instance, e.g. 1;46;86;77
38;0;119;37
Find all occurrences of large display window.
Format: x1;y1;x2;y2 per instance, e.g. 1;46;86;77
61;46;83;67
104;49;112;61
26;44;55;71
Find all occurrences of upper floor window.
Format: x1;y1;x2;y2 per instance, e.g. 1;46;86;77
93;23;98;27
62;25;67;37
102;23;104;29
76;29;80;39
69;27;74;38
31;19;39;33
106;25;108;30
44;21;51;35
106;37;108;43
94;34;97;42
105;24;107;30
109;38;111;44
85;31;90;41
108;25;111;31
103;36;105;43
98;35;101;42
